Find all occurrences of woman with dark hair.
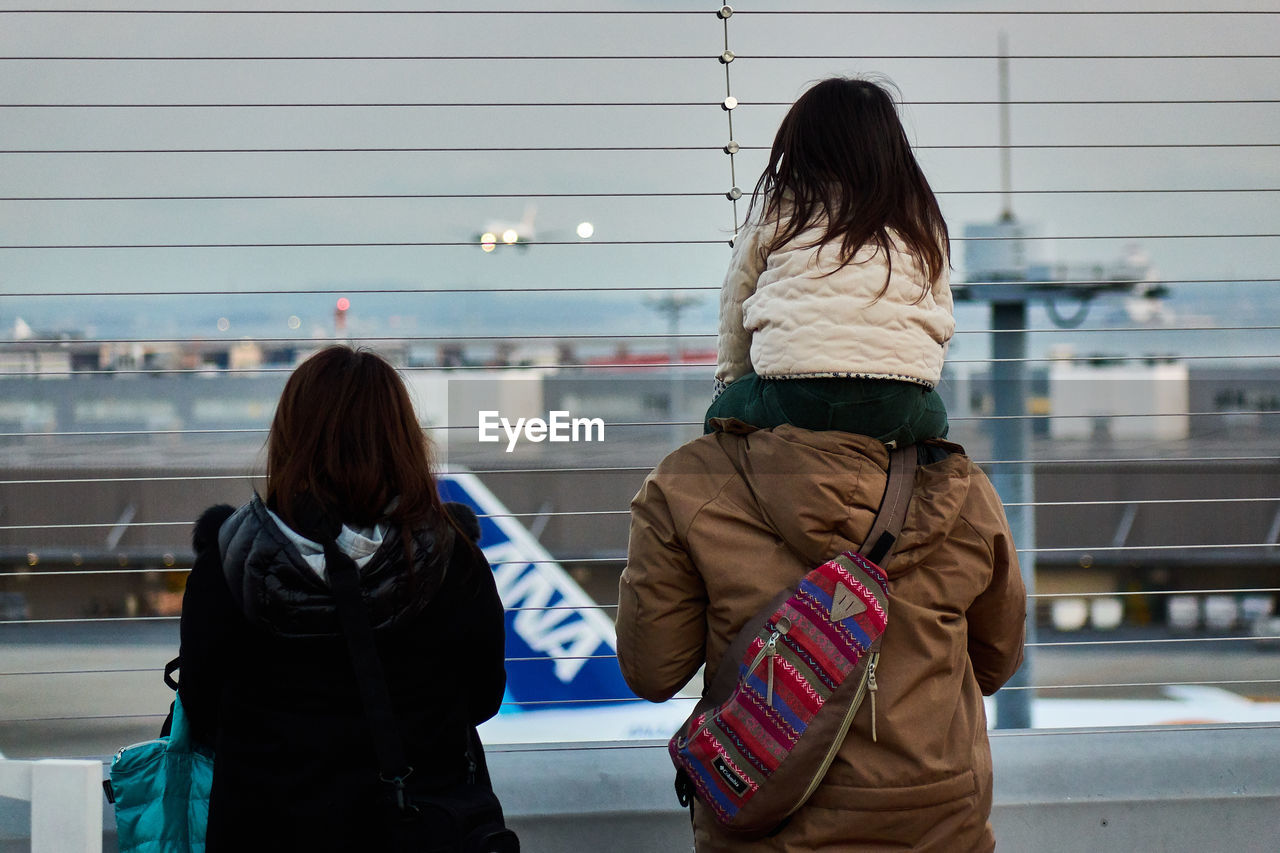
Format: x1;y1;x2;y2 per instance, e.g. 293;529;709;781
178;346;508;851
709;76;954;447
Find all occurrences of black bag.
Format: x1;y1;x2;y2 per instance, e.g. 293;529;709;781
383;727;518;853
326;538;519;853
394;783;517;851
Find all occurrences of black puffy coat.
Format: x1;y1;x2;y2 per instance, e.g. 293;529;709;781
179;497;507;852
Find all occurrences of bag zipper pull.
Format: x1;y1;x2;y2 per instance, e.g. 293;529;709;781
867;653;880;742
763;618;790;706
764;634;777;705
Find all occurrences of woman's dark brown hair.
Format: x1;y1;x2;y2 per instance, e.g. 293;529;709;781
749;76;949;295
265;346;446;538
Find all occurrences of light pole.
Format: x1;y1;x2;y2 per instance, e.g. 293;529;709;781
957;37;1154;729
645;291;701;449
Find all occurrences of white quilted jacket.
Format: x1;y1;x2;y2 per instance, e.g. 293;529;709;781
715;213;954;389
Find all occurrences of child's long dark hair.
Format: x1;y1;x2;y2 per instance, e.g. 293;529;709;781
749;76;949;294
266;346;448;544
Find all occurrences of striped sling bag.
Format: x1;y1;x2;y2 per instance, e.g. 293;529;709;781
668;443;917;838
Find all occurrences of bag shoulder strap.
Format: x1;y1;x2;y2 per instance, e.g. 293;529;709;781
326;543;414;793
693;444;920;715
858;443;918;567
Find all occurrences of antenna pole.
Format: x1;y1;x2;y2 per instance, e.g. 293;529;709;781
999;32;1014;222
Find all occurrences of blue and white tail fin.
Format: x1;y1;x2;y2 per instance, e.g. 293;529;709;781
438;470;637;712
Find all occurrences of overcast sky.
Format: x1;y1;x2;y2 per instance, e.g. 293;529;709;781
1;0;1277;348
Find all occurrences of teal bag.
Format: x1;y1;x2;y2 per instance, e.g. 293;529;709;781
104;660;213;853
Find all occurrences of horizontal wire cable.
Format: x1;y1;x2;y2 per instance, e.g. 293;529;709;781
0;653;1274;695
1024;543;1279;555
1029;635;1280;649
1029;588;1280;600
0;603;627;618
3;99;1278;108
2;234;1275;250
4;410;1280;440
0;702;650;726
0;239;725;249
0;590;1271;632
5;709;1279;729
0;145;724;154
3;285;726;297
0;599;1266;628
6;570;1279;589
720;9;1276;14
2;53;1276;61
1001;679;1280;692
4;352;1277;377
1;408;1277;438
3;352;1278;379
503;654;618;664
0;596;1268;622
4;277;1274;298
1;666;1274;698
3;143;1276;154
941;187;1280;194
4;709;1275;728
1;681;1277;725
951;410;1280;422
5;455;1277;488
958;323;1280;335
1006;497;1280;509
4;566;1277;588
5;55;719;61
0;570;194;579
6;541;1280;560
0;668;165;677
0;9;1274;16
0;192;724;201
0;616;180;625
5;497;1277;532
7;541;1280;569
3;541;1276;559
950;353;1280;364
0;712;194;724
4;188;1277;202
0;590;1268;623
8;351;1277;380
738;54;1280;60
6;323;1280;347
0;8;708;13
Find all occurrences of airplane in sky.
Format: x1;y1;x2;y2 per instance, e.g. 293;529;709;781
474;204;594;252
436;471;1280;744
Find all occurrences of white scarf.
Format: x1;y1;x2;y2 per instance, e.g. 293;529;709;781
265;508;388;583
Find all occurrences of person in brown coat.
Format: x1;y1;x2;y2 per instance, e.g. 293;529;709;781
617;421;1026;852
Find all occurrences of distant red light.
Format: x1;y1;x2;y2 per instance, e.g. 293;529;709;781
335;298;350;312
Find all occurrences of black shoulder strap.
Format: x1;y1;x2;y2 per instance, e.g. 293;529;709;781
325;542;414;791
857;444;917;566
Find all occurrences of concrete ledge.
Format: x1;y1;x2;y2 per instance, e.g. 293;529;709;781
486;724;1280;852
987;724;1280;852
4;725;1278;852
489;741;692;851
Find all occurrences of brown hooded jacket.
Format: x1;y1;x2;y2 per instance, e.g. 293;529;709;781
618;421;1025;852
